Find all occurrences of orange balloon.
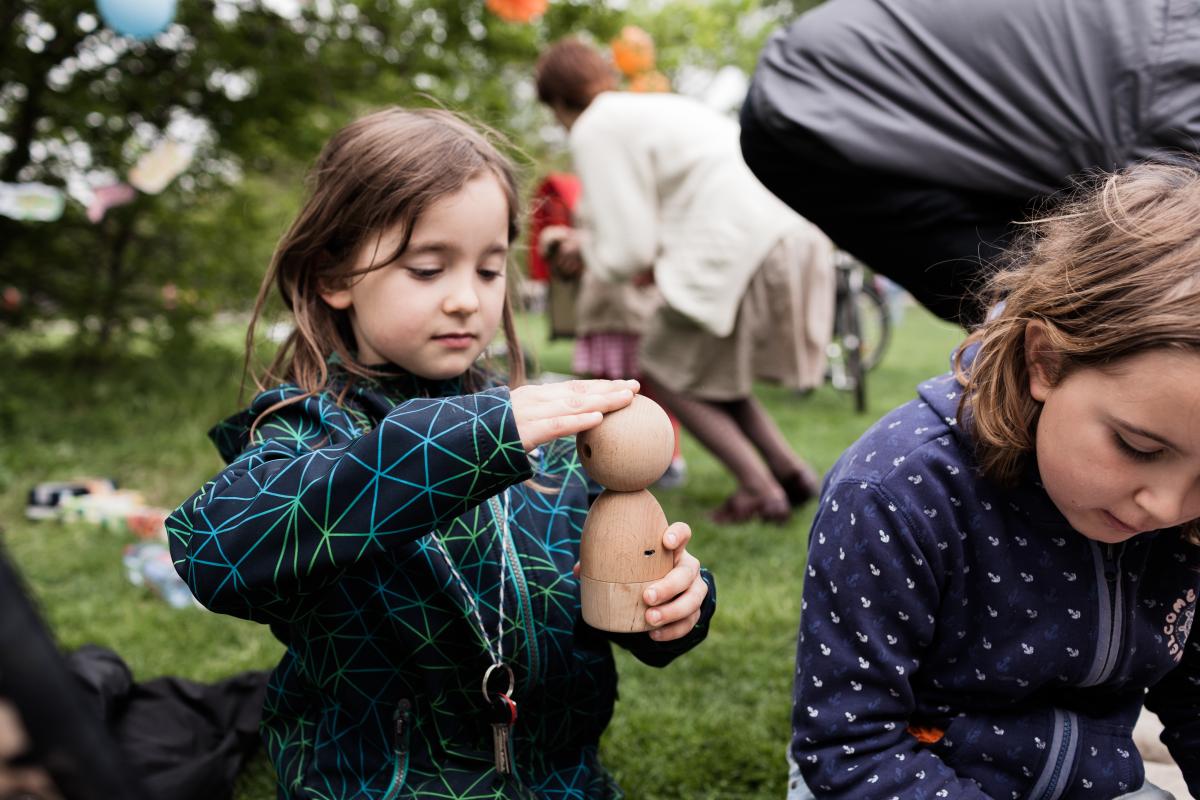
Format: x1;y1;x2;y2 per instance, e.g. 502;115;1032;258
629;70;670;93
611;25;655;77
485;0;547;23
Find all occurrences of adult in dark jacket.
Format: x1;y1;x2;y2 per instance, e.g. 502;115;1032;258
789;163;1200;798
741;0;1200;326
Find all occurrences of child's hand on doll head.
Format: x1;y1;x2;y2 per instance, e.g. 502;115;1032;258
571;521;707;641
511;379;639;451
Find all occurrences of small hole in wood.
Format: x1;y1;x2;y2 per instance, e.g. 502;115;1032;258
643;549;655;556
582;444;592;458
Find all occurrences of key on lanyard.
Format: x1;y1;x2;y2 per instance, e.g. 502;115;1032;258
490;692;517;775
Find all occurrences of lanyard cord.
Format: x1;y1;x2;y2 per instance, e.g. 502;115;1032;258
431;490;511;667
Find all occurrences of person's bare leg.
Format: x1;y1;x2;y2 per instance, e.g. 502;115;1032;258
640;374;788;522
727;397;821;507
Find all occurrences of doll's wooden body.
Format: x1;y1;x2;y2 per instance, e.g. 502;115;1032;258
576;395;675;632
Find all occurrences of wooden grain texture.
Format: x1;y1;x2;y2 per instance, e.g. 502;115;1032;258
576;394;675;491
579;489;672;632
580;575;658;633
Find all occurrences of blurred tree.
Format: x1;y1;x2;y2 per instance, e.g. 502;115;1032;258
0;0;810;353
629;0;818;76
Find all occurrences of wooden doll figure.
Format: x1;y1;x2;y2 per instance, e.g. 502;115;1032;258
576;395;676;631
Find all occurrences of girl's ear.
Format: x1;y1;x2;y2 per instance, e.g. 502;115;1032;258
1024;320;1057;402
320;284;353;310
319;269;355;310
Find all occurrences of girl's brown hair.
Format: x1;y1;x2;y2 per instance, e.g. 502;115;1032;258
534;38;618;112
244;107;526;407
955;159;1200;537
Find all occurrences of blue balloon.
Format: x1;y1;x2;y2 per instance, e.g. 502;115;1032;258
96;0;177;40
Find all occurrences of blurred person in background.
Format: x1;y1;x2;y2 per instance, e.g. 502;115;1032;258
532;173;688;488
535;38;834;525
0;700;59;800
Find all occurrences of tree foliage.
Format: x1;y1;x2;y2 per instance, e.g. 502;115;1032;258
0;0;810;351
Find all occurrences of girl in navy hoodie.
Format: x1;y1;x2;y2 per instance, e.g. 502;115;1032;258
790;160;1200;800
167;107;714;800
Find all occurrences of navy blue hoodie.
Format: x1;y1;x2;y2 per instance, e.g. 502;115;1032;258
793;366;1200;800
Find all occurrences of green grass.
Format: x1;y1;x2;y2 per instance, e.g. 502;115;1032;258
0;306;961;799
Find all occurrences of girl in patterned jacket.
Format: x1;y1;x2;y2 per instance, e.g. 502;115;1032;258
167;107;715;800
789;160;1200;800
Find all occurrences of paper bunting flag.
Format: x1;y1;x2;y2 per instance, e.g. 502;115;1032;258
612;26;656;78
629;70;670;93
87;182;137;223
128;141;194;195
485;0;547;23
96;0;177;40
0;182;66;222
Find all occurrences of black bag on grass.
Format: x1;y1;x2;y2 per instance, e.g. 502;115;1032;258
66;645;268;800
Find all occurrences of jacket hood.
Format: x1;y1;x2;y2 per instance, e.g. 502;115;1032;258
915;349;973;453
916;343;1070;530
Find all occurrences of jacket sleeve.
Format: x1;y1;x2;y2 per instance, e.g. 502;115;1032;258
570;117;658;282
606;569;716;667
1145;608;1200;798
793;479;1003;799
167;387;532;623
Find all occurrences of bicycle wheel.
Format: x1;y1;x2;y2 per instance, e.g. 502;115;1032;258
827;260;868;413
856;280;892;373
841;280;868;413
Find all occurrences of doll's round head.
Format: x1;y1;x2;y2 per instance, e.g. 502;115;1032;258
576;394;675;491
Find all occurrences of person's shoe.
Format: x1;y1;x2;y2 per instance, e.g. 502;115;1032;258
655;457;688;490
710;489;792;525
779;465;822;509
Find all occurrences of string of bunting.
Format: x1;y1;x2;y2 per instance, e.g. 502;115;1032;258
1;1;185;223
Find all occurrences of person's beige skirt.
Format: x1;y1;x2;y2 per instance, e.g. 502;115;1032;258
639;227;834;401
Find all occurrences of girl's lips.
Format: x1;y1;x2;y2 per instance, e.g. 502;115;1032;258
1103;510;1137;534
433;333;476;349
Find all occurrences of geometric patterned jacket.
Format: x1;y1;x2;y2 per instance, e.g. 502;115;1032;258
167;367;716;800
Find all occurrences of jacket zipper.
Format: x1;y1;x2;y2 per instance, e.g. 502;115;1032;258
489;494;538;783
1029;709;1080;800
493;496;541;692
1081;542;1125;686
381;699;412;800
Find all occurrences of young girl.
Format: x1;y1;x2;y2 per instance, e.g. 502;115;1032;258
166;107;715;800
789;161;1200;800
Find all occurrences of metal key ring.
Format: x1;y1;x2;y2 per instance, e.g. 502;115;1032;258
481;663;514;703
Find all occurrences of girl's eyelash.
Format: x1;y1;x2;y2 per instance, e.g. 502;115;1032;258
1112;432;1162;462
406;267;441;279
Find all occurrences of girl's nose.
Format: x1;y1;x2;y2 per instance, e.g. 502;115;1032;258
1134;479;1199;529
442;273;480;315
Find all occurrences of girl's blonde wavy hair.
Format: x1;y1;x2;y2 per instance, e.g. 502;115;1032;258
955;159;1200;542
244;107;527;415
